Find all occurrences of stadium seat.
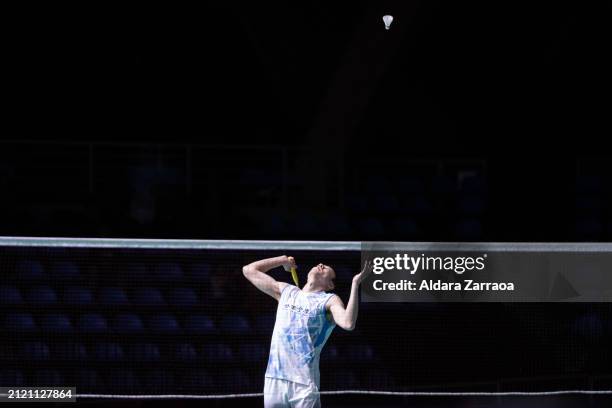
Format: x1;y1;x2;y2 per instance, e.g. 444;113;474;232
142;370;174;392
393;218;419;238
77;314;108;333
167;287;198;307
0;285;22;304
347;195;368;213
323;214;351;236
112;313;145;333
126;343;160;362
181;370;214;391
201;344;234;363
22;341;50;360
372;195;401;213
239;344;267;363
403;195;432;214
175;343;198;360
359;218;385;238
364;369;393;388
147;314;181;333
430;175;457;194
219;369;250;390
294;216;319;236
398;175;425;194
152;262;184;281
40;314;73;333
98;287;130;306
254;313;275;335
34;370;64;386
105;370;139;392
346;344;374;361
455;219;483;239
459;175;486;193
73;369;102;392
576;175;604;194
188;263;211;282
92;342;124;361
0;370;25;386
15;260;45;280
364;175;391;194
53;342;87;360
132;287;165;306
63;287;93;305
4;312;37;331
328;370;357;388
572;313;604;340
25;286;57;305
49;261;80;280
321;344;339;361
124;263;148;281
576;196;604;212
576;218;604;239
457;195;486;214
184;315;216;335
220;314;251;335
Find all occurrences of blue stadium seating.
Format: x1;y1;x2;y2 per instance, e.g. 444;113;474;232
576;218;604;239
174;343;198;360
220;314;251;335
112;314;145;333
455;219;483;239
572;313;604;340
346;344;374;361
147;314;181;333
460;175;486;193
201;344;234;363
0;370;24;386
98;287;130;306
15;260;45;280
188;263;211;282
167;287;198;307
132;287;165;306
181;370;213;391
77;314;108;333
124;263;148;281
40;314;73;333
430;175;456;194
403;195;432;214
254;313;275;335
239;344;267;363
0;285;22;304
73;369;101;391
576;175;604;194
184;315;216;335
321;344;339;361
347;195;368;213
4;312;37;331
63;287;93;306
105;370;139;392
152;262;184;281
25;286;57;305
372;195;400;213
142;370;174;391
49;261;80;280
126;343;160;362
34;370;64;386
359;218;385;238
328;370;357;388
398;175;425;194
220;369;251;390
53;342;87;360
93;343;125;361
393;218;419;237
576;196;604;212
323;214;351;236
457;195;486;214
22;341;50;360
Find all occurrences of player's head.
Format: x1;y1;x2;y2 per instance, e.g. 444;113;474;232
307;263;336;291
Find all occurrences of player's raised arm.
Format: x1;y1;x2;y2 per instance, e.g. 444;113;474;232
242;255;293;301
327;261;372;331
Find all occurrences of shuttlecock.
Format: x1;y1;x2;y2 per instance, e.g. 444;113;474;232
383;15;394;30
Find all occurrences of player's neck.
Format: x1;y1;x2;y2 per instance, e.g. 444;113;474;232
301;281;324;293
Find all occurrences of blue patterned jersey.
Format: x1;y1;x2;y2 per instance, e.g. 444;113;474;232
265;284;336;386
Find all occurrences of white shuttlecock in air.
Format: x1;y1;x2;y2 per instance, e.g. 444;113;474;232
383;15;394;30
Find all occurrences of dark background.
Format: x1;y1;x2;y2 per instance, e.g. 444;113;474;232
1;1;611;407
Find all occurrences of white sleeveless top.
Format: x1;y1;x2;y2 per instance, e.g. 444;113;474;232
265;284;336;386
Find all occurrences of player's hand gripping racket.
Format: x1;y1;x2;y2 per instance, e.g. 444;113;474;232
283;256;299;287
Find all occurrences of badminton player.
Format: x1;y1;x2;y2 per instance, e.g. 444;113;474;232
243;255;371;408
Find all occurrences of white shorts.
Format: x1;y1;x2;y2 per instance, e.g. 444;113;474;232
264;377;321;408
